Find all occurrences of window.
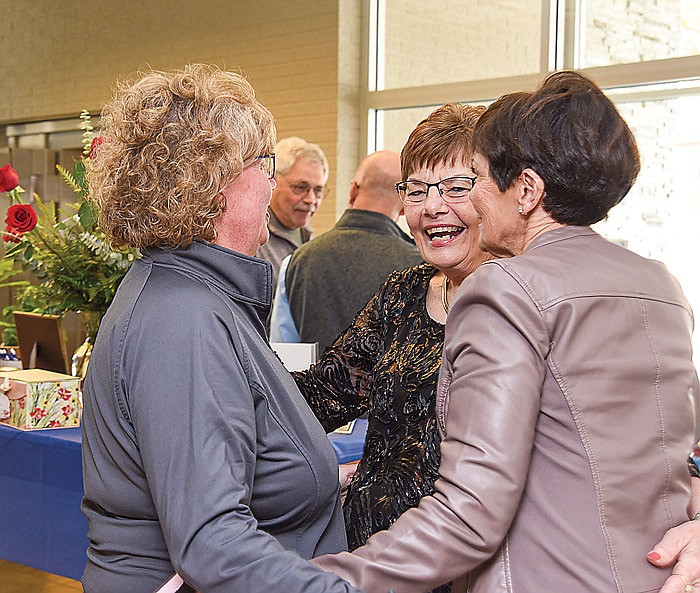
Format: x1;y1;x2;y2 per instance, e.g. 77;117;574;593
362;0;700;362
377;105;438;154
378;0;544;90
594;91;700;344
575;0;700;68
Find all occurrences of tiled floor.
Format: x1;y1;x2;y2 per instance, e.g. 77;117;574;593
0;560;82;593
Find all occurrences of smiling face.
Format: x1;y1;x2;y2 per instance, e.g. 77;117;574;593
404;158;491;281
270;157;327;230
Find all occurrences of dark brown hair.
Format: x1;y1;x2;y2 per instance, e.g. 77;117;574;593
401;103;486;179
471;70;640;225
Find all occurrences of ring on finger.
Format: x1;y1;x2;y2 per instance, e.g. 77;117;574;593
672;573;694;592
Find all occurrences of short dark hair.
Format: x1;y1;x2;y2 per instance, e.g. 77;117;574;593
401;103;486;180
471;70;640;225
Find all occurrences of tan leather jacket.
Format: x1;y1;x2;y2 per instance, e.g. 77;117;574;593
314;226;699;593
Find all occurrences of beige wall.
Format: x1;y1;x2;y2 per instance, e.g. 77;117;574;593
1;0;361;233
335;0;362;218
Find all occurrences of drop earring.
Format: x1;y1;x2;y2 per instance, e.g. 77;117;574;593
518;206;524;215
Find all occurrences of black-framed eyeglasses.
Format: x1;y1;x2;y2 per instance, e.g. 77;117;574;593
395;175;477;205
278;173;327;200
256;153;276;179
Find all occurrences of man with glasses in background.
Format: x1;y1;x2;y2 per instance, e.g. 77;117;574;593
256;136;329;312
269;150;422;354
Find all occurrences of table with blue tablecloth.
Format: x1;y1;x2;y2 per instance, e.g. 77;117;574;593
0;419;367;580
0;423;87;580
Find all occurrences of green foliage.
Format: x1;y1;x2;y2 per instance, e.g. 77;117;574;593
56;163;84;195
1;111;138;342
0;258;29;343
80;109;94;158
9;194;135;317
78;199;98;231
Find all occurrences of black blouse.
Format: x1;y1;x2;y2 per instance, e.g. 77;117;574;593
293;263;445;549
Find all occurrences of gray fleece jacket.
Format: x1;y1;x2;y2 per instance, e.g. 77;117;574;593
81;239;364;593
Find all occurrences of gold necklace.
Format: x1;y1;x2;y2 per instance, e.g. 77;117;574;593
441;275;450;315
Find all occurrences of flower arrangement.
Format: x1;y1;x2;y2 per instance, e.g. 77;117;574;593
0;111;137;345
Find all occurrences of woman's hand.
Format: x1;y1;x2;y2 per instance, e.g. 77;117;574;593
648;520;700;592
339;461;359;505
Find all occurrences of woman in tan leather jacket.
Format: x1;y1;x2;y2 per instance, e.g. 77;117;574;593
313;71;699;593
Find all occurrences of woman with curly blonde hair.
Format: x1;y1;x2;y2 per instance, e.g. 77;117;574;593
81;64;364;593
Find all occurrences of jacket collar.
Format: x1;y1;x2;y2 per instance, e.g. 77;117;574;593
525;225;596;253
335;209;415;244
142;239;273;310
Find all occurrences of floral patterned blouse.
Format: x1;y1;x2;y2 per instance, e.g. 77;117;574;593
293;263;446;552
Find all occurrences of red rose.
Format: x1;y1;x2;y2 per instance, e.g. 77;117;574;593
5;204;38;235
3;224;21;243
88;136;107;159
0;164;20;192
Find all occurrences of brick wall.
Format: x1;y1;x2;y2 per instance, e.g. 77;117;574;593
0;0;357;234
583;0;692;260
583;0;700;66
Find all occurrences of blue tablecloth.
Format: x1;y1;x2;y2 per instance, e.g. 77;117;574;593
0;423;87;580
328;418;368;464
0;419;367;580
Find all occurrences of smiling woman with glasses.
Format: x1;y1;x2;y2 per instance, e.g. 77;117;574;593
288;102;490;593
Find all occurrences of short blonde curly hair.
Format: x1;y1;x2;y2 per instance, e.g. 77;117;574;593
89;64;276;249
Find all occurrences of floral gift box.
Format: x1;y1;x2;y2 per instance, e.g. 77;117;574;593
0;369;81;430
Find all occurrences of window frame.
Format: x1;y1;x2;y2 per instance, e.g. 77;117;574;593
360;0;700;153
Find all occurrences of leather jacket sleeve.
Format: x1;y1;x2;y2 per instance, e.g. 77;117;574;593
312;263;548;593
